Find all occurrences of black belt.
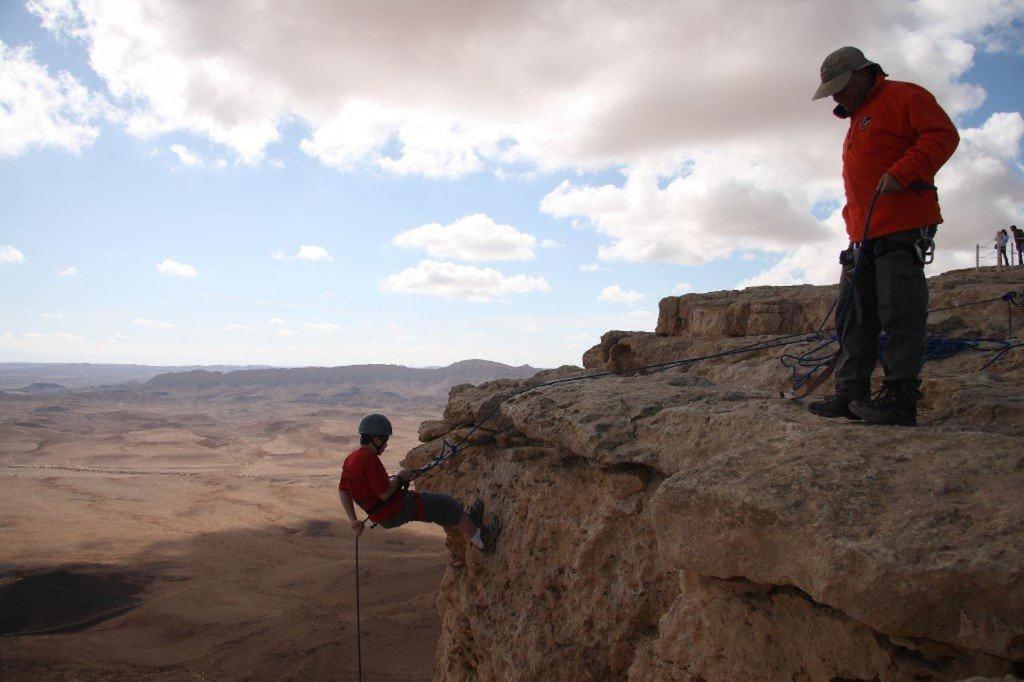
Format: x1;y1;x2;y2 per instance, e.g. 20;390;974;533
841;226;936;267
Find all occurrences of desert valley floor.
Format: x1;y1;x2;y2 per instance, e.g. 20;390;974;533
0;390;446;680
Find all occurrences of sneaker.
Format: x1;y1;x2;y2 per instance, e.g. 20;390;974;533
848;382;919;426
480;515;501;555
807;393;863;420
467;497;484;529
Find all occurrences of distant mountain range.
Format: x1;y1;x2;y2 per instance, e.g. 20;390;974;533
0;362;270;390
0;360;543;400
145;359;540;392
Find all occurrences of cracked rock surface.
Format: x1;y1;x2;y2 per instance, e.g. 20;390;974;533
404;267;1024;681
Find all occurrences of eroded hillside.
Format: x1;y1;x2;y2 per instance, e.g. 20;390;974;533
405;267;1024;681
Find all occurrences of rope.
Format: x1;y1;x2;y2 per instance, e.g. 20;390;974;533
355;536;363;682
410;330;822;478
782;291;1022;398
412;286;1023;477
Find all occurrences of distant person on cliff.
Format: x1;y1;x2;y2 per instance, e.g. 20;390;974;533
995;229;1010;268
1012;225;1024;266
338;413;500;553
807;46;959;426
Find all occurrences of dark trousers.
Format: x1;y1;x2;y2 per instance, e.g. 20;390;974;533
1016;240;1023;266
834;228;929;399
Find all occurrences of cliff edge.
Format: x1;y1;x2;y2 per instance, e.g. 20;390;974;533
406;267;1024;681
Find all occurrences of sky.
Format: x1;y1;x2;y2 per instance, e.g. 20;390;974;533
1;0;1022;368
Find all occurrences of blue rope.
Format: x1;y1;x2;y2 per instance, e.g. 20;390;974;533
877;334;978;361
782;291;1022;397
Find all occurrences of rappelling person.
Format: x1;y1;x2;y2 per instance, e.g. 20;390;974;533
338;413;500;553
808;46;959;426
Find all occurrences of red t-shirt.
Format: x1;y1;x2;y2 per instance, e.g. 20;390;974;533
338;447;404;522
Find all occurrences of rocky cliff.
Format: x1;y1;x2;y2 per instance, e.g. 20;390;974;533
405;267;1024;681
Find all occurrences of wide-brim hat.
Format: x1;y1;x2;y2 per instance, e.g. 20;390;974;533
812;46;879;101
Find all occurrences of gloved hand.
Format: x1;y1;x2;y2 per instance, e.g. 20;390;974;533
877;171;904;195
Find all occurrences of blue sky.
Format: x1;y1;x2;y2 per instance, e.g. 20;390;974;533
1;1;1022;367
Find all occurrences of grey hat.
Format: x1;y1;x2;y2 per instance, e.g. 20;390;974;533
812;46;880;101
358;413;393;437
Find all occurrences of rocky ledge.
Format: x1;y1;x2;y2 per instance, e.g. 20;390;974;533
405;266;1024;681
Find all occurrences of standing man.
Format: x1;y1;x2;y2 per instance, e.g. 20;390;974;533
1011;225;1024;267
338;413;500;553
808;46;959;426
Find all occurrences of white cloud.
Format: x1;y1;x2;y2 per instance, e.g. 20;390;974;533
304;321;342;334
270;249;287;260
296;245;333;262
269;317;286;326
27;1;1021;173
0;245;25;264
169;143;225;168
540;239;562;249
42;313;63;319
579;263;600;272
392;213;537;261
169;143;201;166
739;111;1024;287
276;328;298;337
0;332;13;340
57;265;77;276
599;285;644;305
107;333;131;342
23;330;84;342
156;258;198;277
541;156;833;266
0;39;106;157
675;282;693;294
382;260;550;301
629;310;655;318
225;324;251;332
18;1;1024;289
524;324;541;333
133;317;174;329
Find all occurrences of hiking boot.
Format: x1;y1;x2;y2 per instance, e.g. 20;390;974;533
848;382;919;426
467;497;484;529
807;393;863;420
480;515;501;555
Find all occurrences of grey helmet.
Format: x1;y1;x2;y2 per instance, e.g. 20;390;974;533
358;413;393;437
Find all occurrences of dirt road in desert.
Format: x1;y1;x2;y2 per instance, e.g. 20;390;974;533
0;391;449;680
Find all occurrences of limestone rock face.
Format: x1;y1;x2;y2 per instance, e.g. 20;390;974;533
653;267;1022;341
406;267;1024;681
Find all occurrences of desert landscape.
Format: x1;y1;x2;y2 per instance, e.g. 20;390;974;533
5;2;1024;678
0;361;536;679
2;269;1023;680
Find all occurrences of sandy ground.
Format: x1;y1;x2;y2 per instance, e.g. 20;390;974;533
0;390;450;680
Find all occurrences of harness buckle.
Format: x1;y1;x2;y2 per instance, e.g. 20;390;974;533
914;226;937;266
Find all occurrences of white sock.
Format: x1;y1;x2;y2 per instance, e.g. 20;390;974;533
471;528;484;550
